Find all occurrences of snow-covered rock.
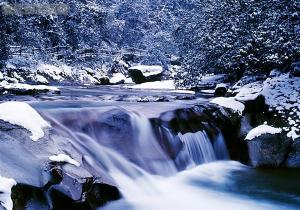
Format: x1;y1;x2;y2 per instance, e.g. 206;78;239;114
233;81;263;101
35;74;49;85
0;81;60;95
245;124;291;167
0;102;50;141
245;125;282;140
214;83;228;97
109;73;126;84
0;176;16;210
128;65;163;84
210;97;245;115
232;73;300;139
198;74;229;88
49;154;81;167
37;64;66;81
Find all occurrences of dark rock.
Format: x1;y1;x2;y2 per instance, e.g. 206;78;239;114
214;84;227;97
128;66;163;84
0;85;61;96
285;139;300;167
96;77;110;85
291;62;300;77
243;94;269;113
246;133;292;167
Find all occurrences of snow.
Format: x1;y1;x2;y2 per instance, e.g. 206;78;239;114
0;81;59;92
233;81;263;101
215;83;227;89
201;89;215;94
127;80;175;90
37;64;64;81
49;154;80;167
35;74;49;84
0;176;17;210
124;77;134;84
232;73;300;139
199;74;227;87
245;125;282;140
210;97;245;115
125;80;195;94
0;102;50;141
110;73;126;84
129;65;163;77
287;127;300;140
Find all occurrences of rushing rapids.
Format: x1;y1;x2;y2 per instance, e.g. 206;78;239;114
0;86;299;210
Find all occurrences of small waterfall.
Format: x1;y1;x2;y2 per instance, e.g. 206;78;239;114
130;113;177;175
213;132;230;160
178;131;216;165
39;108;290;210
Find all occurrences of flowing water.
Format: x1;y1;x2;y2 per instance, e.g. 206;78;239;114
24;86;300;210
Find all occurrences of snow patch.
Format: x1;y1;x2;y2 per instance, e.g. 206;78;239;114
110;73;126;84
126;80;195;94
35;74;49;84
234;81;263;101
0;81;59;92
127;80;175;90
0;102;50;141
0;176;17;210
129;65;163;77
210;97;245;115
245;125;282;140
49;154;80;167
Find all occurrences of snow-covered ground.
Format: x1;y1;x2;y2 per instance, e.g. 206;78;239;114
245;125;282;140
0;102;50;141
0;176;17;210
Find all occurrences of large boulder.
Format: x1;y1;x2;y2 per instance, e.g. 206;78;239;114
291;61;300;77
128;65;163;84
284;139;300;167
246;132;292;167
214;83;228;97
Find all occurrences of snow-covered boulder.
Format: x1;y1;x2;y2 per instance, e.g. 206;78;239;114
109;73;126;84
285;139;300;168
34;74;49;85
128;65;163;84
0;102;50;141
214;83;228;97
210;97;245;115
0;81;60;95
245;125;292;167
